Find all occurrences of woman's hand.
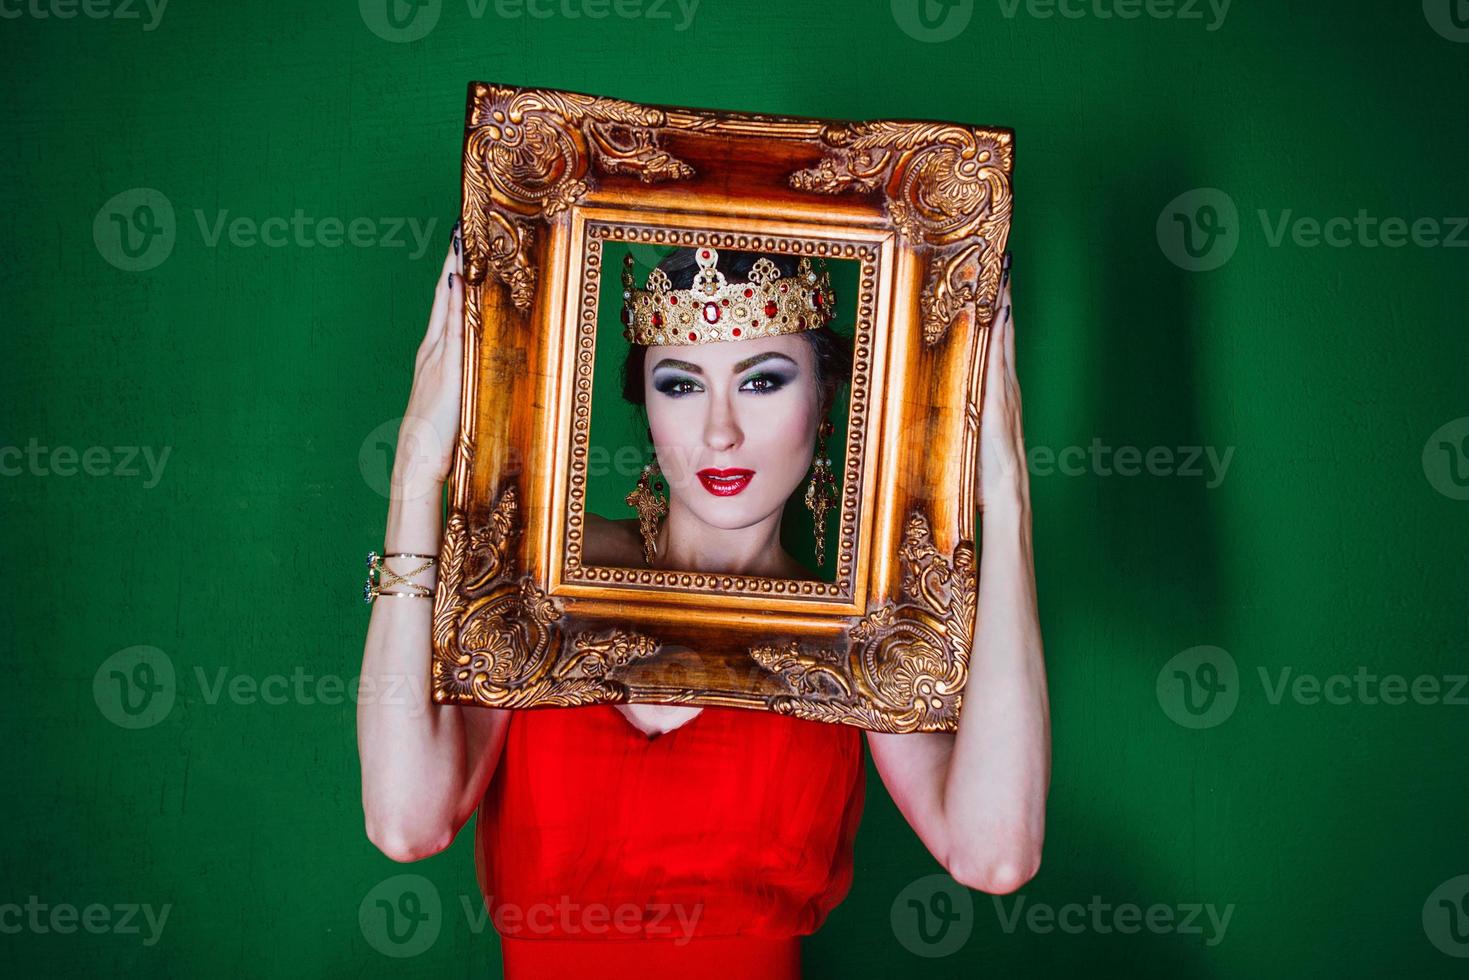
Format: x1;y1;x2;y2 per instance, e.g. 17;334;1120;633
977;254;1029;517
392;223;465;501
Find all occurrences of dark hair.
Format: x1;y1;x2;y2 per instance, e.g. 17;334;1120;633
620;249;853;414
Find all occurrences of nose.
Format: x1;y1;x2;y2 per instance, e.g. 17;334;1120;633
702;389;743;454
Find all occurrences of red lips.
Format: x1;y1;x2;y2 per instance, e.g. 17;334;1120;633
696;468;754;497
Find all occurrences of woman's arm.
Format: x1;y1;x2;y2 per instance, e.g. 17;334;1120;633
866;260;1051;894
356;228;512;862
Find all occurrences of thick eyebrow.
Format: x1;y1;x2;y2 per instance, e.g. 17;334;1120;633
650;352;798;375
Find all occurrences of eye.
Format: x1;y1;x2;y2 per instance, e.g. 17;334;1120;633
740;372;787;394
654;375;702;398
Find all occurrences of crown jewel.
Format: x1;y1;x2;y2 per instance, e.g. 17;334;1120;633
620;245;835;346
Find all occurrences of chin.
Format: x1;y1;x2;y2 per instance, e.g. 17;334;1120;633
686;495;783;530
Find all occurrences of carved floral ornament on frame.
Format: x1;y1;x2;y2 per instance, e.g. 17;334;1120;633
429;83;1012;734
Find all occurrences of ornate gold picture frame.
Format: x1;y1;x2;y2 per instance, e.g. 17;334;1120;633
431;81;1013;733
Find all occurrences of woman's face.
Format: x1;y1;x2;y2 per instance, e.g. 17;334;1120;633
643;333;821;531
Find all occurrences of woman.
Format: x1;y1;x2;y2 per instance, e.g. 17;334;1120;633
581;244;853;578
357;225;1050;978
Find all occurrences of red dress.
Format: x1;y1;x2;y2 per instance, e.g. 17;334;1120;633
475;702;867;979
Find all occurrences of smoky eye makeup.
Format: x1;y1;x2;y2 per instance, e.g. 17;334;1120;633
739;366;798;392
650;354;801;397
651;371;702;397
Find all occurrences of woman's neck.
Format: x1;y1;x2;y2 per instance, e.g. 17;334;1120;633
653;500;797;578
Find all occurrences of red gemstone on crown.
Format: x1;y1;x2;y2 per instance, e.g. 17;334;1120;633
763;301;778;317
701;249;710;258
732;327;742;337
814;293;823;306
652;312;663;327
743;288;753;297
669;295;678;304
687;331;697;341
702;302;720;323
797;315;806;328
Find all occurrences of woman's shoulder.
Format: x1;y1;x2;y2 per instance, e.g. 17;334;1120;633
580;512;824;582
582;512;645;566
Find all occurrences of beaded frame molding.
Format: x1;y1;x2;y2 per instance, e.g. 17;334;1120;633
431;82;1013;733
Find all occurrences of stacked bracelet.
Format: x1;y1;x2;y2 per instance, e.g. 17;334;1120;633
363;550;437;603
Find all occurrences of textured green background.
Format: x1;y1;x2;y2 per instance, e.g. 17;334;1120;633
4;0;1467;976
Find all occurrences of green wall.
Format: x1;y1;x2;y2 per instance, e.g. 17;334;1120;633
4;1;1466;976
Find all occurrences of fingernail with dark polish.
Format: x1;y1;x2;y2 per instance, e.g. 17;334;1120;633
1000;250;1012;287
447;272;454;286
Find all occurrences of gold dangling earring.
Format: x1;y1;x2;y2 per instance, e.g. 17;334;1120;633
804;418;839;566
625;448;668;567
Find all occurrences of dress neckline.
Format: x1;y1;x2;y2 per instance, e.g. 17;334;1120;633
608;703;709;741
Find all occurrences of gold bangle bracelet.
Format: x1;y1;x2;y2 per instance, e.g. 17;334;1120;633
363;550;438;604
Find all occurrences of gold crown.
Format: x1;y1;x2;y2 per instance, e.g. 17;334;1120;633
620;245;835;346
